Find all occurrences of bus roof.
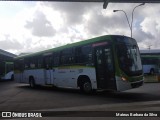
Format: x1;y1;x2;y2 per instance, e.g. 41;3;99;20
15;35;112;59
140;49;160;57
140;49;160;54
15;35;128;59
141;55;160;58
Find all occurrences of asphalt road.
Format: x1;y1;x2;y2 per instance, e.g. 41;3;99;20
0;80;160;112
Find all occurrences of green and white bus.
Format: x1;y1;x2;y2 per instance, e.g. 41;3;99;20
14;35;143;93
0;61;14;81
0;49;16;81
140;50;160;74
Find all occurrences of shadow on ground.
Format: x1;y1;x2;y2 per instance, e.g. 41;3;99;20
16;84;160;103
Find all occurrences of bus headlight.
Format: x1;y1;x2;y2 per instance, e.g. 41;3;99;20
121;76;127;81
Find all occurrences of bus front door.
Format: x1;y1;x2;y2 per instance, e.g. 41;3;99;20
95;46;116;90
44;56;53;85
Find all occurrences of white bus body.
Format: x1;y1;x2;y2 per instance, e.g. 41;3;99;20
15;35;144;92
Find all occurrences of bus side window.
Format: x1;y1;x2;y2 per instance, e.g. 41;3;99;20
60;48;75;65
37;56;43;68
75;45;92;64
53;52;60;67
75;47;82;63
25;57;38;69
15;59;24;71
44;56;53;69
24;58;29;69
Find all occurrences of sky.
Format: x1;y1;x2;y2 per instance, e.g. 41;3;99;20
0;1;160;55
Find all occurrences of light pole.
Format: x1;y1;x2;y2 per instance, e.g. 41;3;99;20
113;10;132;37
131;3;145;37
113;3;145;38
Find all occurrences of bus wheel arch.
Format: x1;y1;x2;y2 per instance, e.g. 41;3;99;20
29;76;36;88
77;75;92;93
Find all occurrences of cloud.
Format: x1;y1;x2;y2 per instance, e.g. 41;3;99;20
1;2;160;55
25;10;56;37
84;10;129;36
46;2;96;25
0;35;23;51
141;17;160;37
42;2;134;40
138;4;160;49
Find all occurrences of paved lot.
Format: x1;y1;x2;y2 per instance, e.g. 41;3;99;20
0;80;160;119
0;81;160;110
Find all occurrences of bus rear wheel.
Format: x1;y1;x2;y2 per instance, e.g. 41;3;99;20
150;68;154;75
29;77;35;88
80;81;92;94
11;74;14;81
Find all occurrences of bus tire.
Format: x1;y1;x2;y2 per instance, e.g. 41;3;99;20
150;68;154;75
80;80;92;94
11;74;14;81
29;77;35;88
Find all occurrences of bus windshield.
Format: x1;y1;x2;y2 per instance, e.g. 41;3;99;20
116;37;142;76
